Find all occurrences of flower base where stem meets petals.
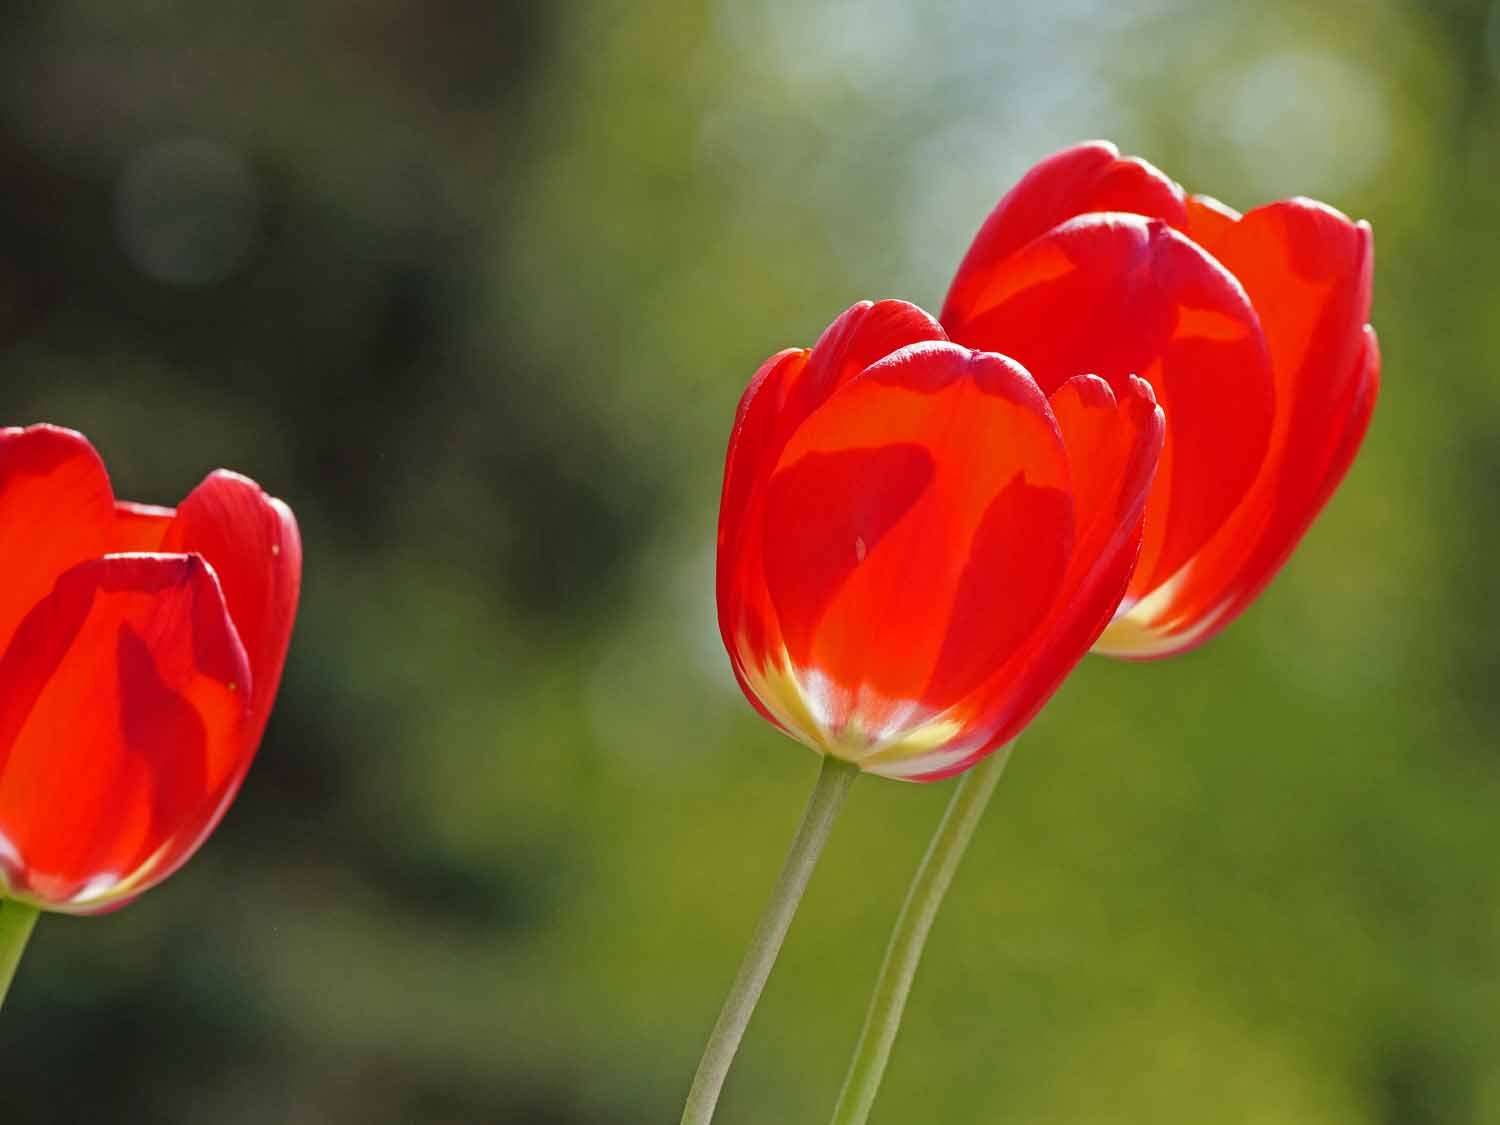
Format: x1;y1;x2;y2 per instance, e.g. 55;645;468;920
680;754;859;1125
0;898;41;1013
829;741;1014;1125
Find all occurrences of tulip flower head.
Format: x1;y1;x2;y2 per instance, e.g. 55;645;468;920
717;300;1164;781
0;425;300;914
942;141;1378;658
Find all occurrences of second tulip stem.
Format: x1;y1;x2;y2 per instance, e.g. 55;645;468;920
0;898;40;1013
829;741;1014;1125
680;753;859;1125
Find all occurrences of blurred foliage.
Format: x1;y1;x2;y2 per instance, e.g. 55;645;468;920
2;0;1499;1122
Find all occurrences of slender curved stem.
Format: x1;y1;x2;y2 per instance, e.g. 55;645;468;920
829;741;1015;1125
681;754;859;1125
0;898;40;1013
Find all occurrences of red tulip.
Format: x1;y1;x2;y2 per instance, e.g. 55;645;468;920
942;140;1378;657
717;300;1163;780
0;425;300;913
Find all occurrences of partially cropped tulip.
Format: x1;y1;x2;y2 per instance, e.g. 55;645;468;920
717;299;1164;781
0;424;300;915
942;140;1378;657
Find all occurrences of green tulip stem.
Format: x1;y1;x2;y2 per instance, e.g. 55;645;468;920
0;898;40;1013
829;741;1015;1125
680;753;859;1125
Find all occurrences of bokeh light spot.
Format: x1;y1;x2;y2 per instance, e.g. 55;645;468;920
114;137;261;285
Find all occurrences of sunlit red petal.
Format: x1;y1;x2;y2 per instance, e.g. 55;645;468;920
942;213;1274;595
718;302;952;731
0;554;251;913
161;471;302;742
1311;328;1379;520
758;342;1072;734
715;348;809;735
941;140;1188;329
1100;202;1376;655
906;374;1164;780
1185;193;1241;246
1050;374;1163;565
780;299;947;434
1035;374;1163;655
112;501;175;552
0;426;115;655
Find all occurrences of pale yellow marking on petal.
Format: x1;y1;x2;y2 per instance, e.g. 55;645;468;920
865;743;978;781
737;636;971;776
855;715;968;768
1095;561;1234;658
0;831;177;914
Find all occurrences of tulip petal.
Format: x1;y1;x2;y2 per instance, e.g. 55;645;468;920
1046;374;1165;647
1312;327;1379;522
1099;202;1376;655
1024;374;1163;669
0;554;251;913
942;213;1275;596
718;348;808;616
1051;374;1164;573
718;302;952;731
942;140;1188;328
161;471;302;741
716;347;810;734
113;501;176;552
1186;193;1241;246
899;374;1165;781
1193;200;1372;424
754;343;1072;758
780;299;947;433
0;426;115;657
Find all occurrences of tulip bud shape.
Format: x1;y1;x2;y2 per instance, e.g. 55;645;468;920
942;141;1377;657
0;425;300;913
717;301;1163;780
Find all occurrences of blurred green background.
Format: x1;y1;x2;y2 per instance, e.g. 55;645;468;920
1;0;1495;1121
